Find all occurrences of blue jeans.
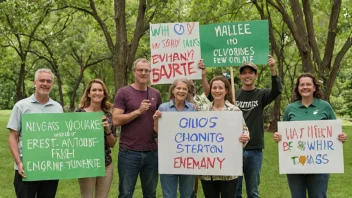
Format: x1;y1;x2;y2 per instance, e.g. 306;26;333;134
118;147;158;198
236;149;263;198
287;174;329;198
160;174;195;198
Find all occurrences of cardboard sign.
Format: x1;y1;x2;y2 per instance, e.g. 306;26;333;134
150;22;202;84
22;112;105;181
200;20;269;67
158;111;243;176
278;120;344;174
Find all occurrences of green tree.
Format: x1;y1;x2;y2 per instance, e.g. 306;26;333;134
266;0;352;101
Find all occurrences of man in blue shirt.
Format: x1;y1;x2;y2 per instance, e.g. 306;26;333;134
7;68;63;198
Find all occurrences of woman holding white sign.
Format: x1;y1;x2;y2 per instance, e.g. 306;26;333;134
273;73;347;198
197;76;249;198
75;79;117;198
153;78;196;198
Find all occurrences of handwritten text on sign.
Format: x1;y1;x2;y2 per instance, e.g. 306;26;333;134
277;120;344;174
22;112;105;181
158;112;243;175
150;22;201;84
200;20;269;67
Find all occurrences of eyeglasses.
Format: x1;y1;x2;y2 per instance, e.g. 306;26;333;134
135;68;151;73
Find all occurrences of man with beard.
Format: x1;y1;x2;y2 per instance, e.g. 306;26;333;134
7;68;63;198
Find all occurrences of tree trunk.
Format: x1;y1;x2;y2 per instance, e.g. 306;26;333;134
55;71;64;106
16;63;26;101
268;96;281;132
70;71;84;111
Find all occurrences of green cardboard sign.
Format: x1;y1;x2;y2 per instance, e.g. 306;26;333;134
22;112;105;181
200;20;269;67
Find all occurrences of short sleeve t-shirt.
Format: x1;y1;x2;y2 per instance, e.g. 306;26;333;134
114;85;162;151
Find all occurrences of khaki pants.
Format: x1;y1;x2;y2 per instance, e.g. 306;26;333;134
78;163;114;198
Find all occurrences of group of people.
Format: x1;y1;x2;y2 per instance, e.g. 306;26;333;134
7;56;347;198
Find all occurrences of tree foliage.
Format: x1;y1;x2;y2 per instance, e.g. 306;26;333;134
0;0;351;124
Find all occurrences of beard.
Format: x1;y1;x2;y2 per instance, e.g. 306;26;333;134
37;88;52;96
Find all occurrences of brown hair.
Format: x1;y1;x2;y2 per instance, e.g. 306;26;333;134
293;73;323;101
168;78;193;102
79;79;111;112
187;79;197;105
209;75;234;104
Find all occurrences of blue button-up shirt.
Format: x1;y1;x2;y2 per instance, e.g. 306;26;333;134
158;99;195;112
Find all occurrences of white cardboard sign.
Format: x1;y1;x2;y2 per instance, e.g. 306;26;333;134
278;120;344;174
158;111;243;176
150;22;201;84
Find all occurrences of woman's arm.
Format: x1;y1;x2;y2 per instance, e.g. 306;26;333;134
103;115;117;148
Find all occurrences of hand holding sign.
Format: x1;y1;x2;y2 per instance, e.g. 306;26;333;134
102;116;110;135
267;55;277;76
18;162;26;178
273;132;282;142
153;110;162;120
338;132;347;143
267;55;275;68
137;100;151;115
198;59;206;76
239;133;249;144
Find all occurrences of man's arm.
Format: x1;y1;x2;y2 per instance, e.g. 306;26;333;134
262;56;283;106
8;129;26;177
112;99;151;126
112;108;140;126
198;60;210;96
268;55;277;76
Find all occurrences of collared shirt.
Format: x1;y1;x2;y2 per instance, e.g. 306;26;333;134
7;94;63;170
158;99;195;112
283;98;336;121
197;100;249;181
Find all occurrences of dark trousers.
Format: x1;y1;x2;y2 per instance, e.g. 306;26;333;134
201;178;237;198
14;171;59;198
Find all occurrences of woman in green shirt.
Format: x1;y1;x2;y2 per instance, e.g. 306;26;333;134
273;73;347;198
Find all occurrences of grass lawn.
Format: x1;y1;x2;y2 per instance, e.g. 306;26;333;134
1;109;351;198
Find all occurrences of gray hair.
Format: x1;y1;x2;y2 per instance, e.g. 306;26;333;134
133;58;150;69
34;68;55;81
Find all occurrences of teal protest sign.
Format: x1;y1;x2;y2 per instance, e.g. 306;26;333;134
200;20;269;67
22;112;105;181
